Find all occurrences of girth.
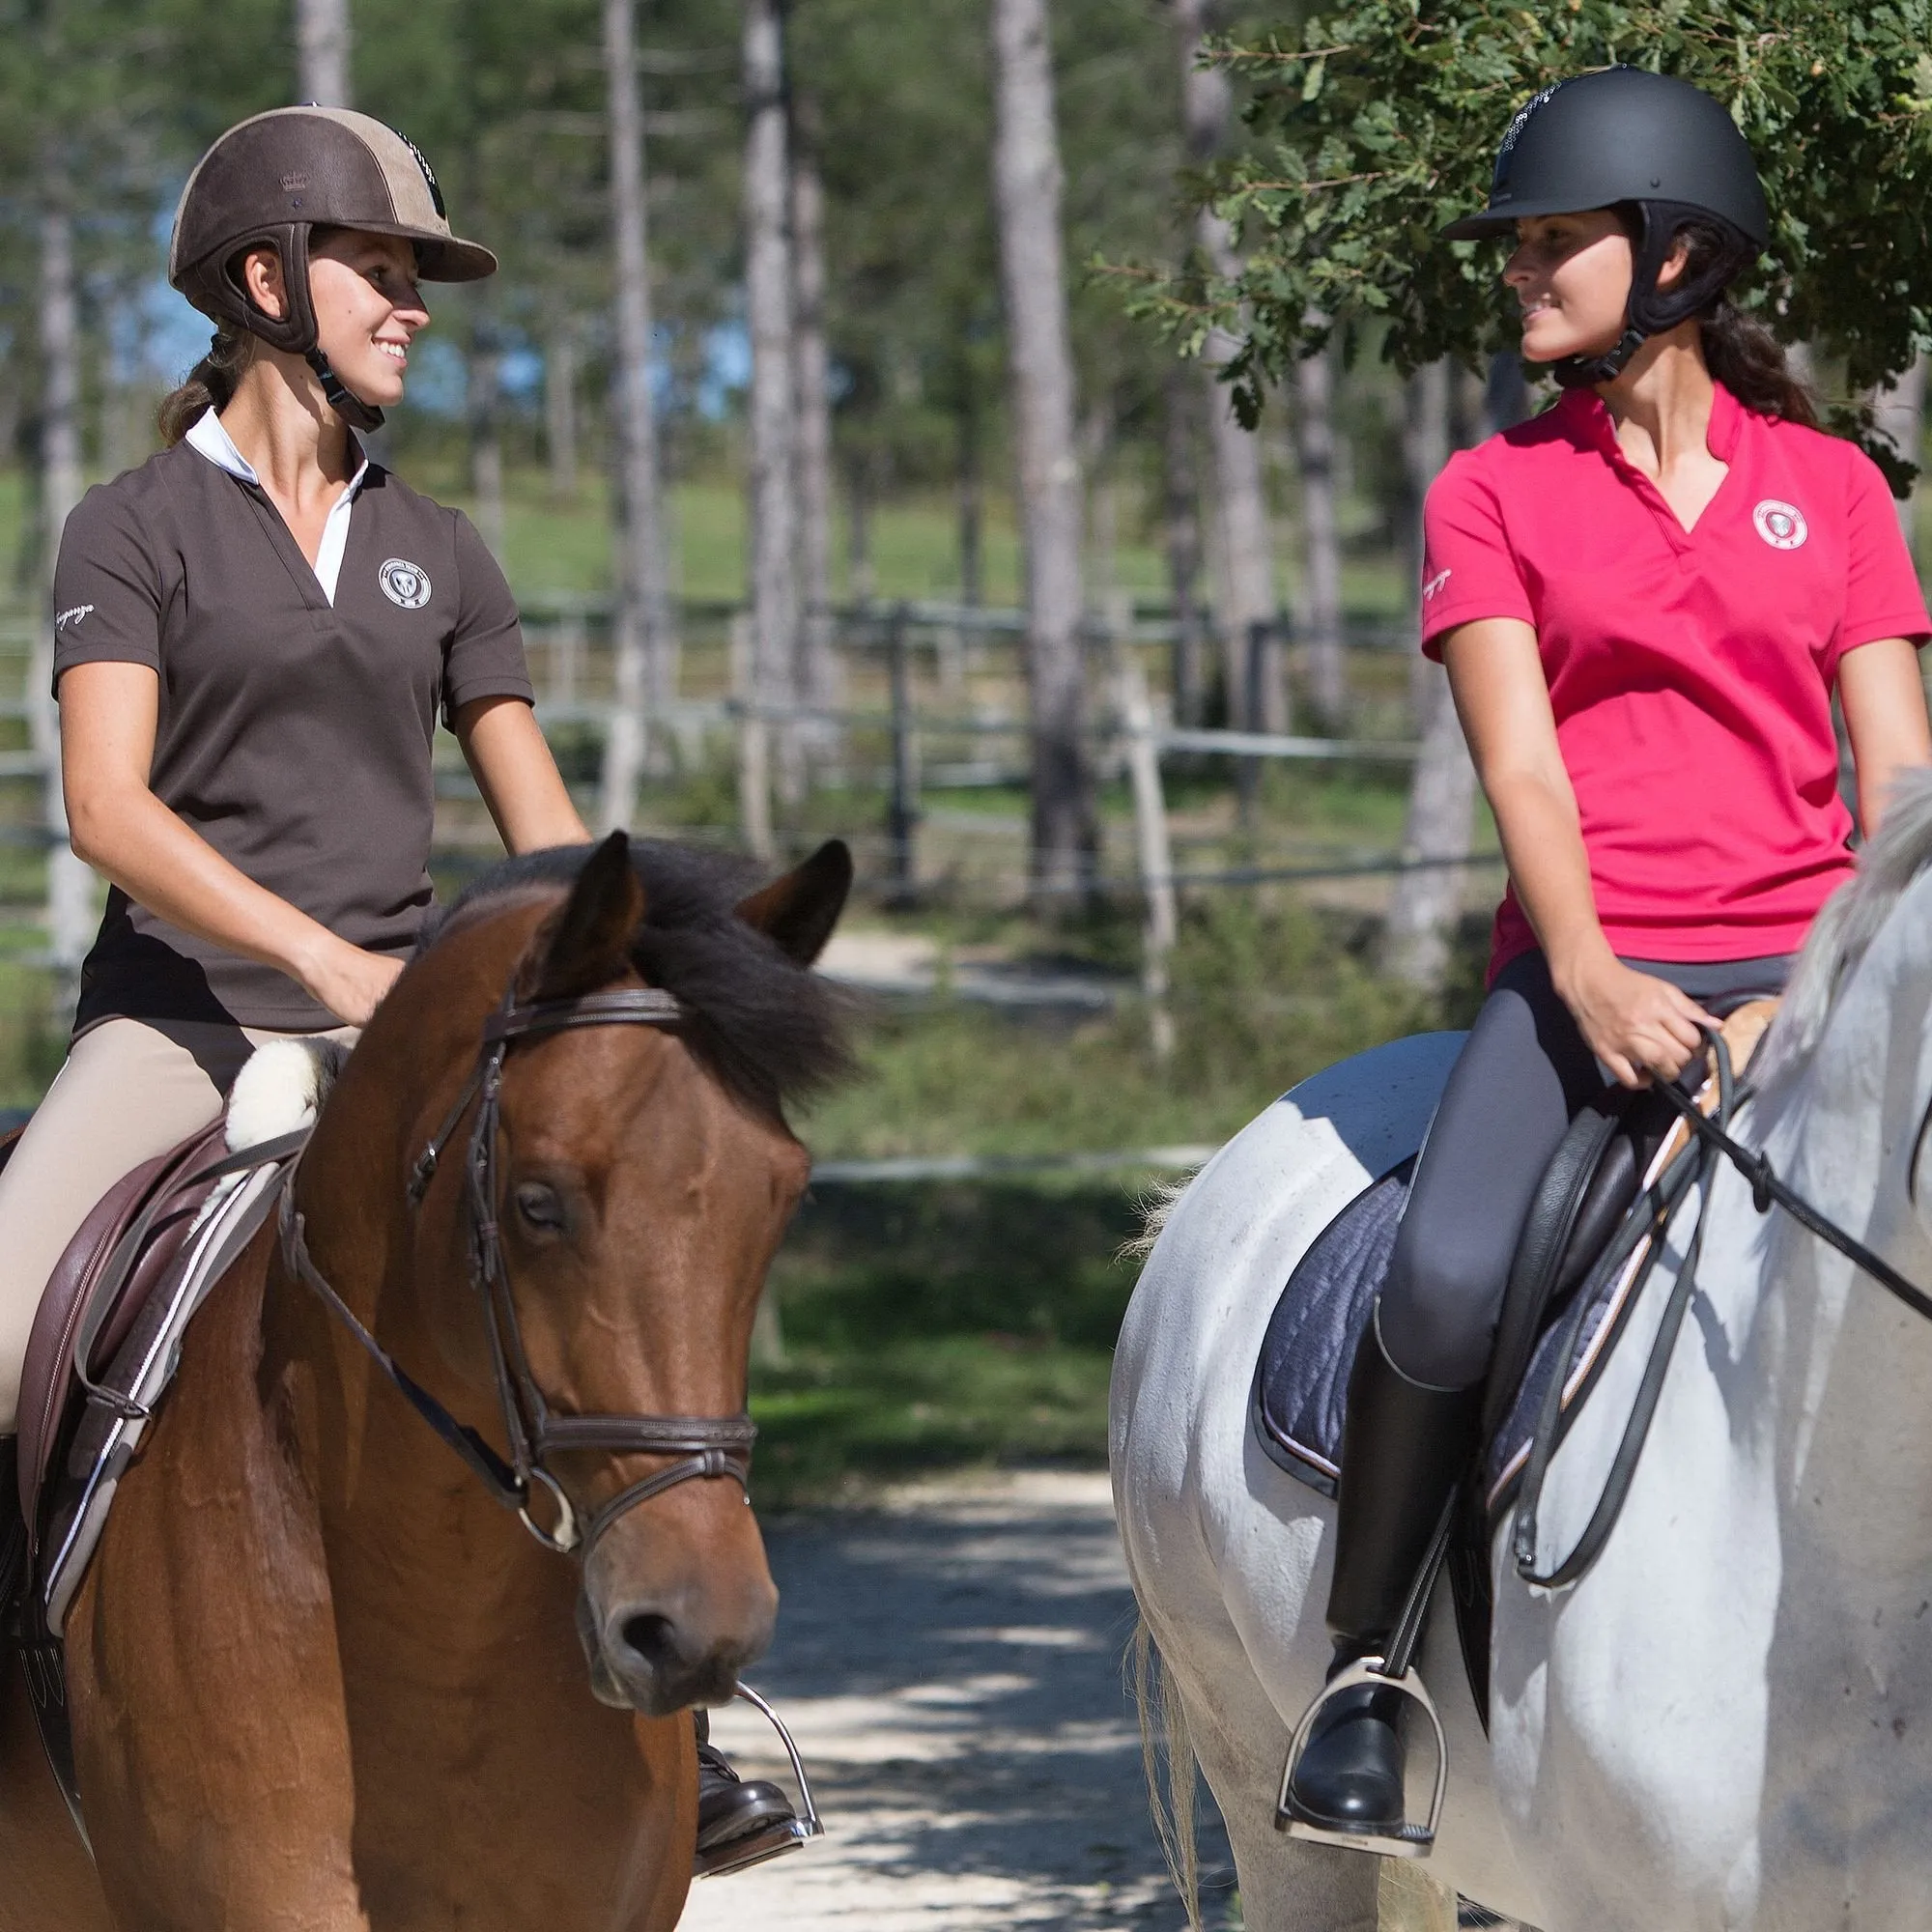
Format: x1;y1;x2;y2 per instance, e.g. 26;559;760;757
280;980;757;1559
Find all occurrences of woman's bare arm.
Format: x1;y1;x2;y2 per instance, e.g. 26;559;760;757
60;661;401;1024
1440;617;1714;1086
1837;637;1932;838
453;696;589;853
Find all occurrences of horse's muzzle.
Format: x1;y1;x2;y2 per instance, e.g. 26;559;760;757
577;1572;778;1716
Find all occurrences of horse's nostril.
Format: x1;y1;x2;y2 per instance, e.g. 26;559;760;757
619;1610;678;1669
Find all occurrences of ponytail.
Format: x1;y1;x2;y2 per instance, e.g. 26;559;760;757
1661;216;1818;427
1697;298;1819;428
156;324;254;446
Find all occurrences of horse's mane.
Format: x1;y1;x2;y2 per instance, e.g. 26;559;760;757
422;840;853;1121
1754;765;1932;1094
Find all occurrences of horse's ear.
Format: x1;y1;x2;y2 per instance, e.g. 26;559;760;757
527;833;645;1000
733;839;852;966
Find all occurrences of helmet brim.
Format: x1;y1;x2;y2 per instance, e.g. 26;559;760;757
1438;198;1619;242
349;224;498;281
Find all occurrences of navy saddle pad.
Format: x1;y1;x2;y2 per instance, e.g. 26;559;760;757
1249;1143;1655;1508
1249;1159;1412;1499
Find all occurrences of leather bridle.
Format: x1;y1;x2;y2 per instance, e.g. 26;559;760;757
277;980;758;1558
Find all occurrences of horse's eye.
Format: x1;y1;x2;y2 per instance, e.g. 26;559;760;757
513;1182;567;1235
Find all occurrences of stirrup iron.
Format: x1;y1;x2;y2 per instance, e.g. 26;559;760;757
1275;1653;1448;1858
695;1683;825;1879
1276;1490;1456;1858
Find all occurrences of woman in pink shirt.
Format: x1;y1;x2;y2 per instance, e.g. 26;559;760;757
1284;67;1932;1848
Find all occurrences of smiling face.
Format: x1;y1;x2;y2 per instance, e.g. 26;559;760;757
238;227;430;415
1502;210;1636;364
306;229;430;410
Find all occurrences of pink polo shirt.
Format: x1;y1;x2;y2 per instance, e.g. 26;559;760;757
1420;382;1931;980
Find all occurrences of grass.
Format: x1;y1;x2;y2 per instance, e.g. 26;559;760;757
750;1179;1144;1509
799;891;1459;1162
2;456;1422;618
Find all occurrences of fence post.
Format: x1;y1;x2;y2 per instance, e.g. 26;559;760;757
1236;616;1269;827
885;600;920;903
731;611;776;862
1111;603;1177;1060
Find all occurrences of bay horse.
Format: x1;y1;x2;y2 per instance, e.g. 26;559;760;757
1112;770;1932;1930
0;829;852;1931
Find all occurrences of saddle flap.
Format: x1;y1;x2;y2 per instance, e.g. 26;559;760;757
17;1120;229;1535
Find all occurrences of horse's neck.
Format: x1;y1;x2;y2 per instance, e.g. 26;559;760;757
1757;940;1932;1591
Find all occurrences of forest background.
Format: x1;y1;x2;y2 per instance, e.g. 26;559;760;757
1;0;1928;1496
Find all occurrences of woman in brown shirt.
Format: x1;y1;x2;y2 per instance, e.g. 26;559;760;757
7;107;588;1427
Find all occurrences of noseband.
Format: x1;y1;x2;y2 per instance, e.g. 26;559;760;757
278;981;758;1558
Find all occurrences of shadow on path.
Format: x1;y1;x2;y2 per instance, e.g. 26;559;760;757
680;1470;1237;1931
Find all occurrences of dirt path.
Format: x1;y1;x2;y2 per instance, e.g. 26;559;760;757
678;1470;1236;1931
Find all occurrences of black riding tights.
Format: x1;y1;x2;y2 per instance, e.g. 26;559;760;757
1377;948;1793;1390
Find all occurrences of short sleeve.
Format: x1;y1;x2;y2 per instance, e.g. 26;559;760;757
1418;450;1535;661
1835;447;1931;668
442;509;536;726
50;483;165;692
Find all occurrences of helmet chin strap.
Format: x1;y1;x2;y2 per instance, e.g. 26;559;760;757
1548;201;1752;392
305;346;385;433
1551;323;1649;389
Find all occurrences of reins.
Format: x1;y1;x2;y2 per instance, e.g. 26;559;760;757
1514;1028;1932;1590
278;979;758;1559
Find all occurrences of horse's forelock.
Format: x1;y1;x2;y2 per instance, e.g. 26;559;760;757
420;840;853;1118
1755;765;1932;1094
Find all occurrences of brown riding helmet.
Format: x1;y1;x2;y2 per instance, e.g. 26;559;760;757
169;106;497;359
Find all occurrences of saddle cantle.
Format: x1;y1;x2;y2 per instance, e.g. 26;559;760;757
1250;1000;1780;1507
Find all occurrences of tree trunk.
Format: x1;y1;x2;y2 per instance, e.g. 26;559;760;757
1379;355;1530;991
956;394;984;607
1161;361;1208;725
601;0;678;830
1174;0;1274;730
790;92;838;743
35;188;97;1006
1875;354;1927;555
545;321;579;506
296;0;351;104
1293;341;1345;730
990;0;1093;899
742;0;801;818
467;329;506;560
1379;359;1465;991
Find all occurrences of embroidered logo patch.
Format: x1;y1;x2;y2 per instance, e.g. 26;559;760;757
1752;499;1807;551
1422;567;1452;604
379;557;433;609
54;604;94;631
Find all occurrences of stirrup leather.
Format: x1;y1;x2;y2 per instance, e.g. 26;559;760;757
1275;1654;1448;1860
694;1684;826;1879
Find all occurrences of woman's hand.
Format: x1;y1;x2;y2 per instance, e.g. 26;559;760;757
1555;952;1718;1090
298;936;405;1027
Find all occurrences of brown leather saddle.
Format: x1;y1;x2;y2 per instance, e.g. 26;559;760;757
0;1113;305;1845
8;1117;305;1626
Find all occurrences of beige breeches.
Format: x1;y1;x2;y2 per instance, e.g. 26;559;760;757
0;1016;354;1435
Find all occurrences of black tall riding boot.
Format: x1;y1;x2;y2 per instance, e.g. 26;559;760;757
1281;1313;1480;1846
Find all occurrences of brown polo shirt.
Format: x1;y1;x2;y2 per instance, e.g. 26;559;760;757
51;432;534;1032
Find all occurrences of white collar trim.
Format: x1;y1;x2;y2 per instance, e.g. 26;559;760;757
184;407;370;607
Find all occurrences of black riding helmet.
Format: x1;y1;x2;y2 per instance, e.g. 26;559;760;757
1441;68;1770;387
169;107;497;432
